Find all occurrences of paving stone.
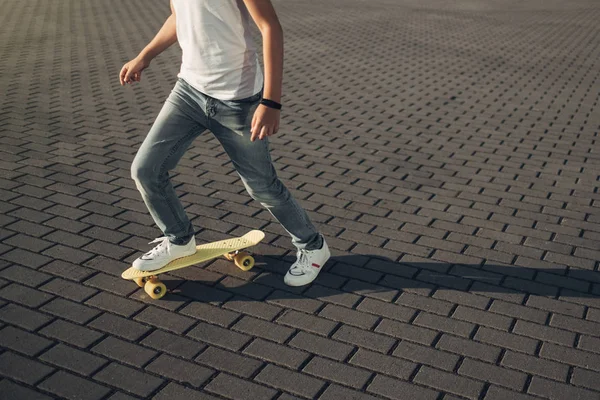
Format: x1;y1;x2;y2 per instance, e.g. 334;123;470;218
91;335;157;368
414;366;485;399
85;291;144;317
141;329;206;359
528;376;599;400
0;325;54;356
484;386;543;400
540;343;600;373
205;373;278;400
0;303;53;330
38;370;112;400
84;272;137;296
255;364;327;398
232;315;295;343
134;306;195;334
105;392;140;400
146;354;214;387
243;338;309;369
303;356;372;389
94;363;165;398
187;321;252;351
305;284;361;308
349;348;417;380
39;261;96;283
289;331;354;361
550;314;600;337
87;313;151;341
437;334;502;363
197;345;263;378
0;351;54;384
356;297;415;322
276;309;338;336
367;374;440;400
393;341;460;372
513;320;576;347
396;292;454;316
578;335;600;356
571;367;600;392
40;297;101;324
459;358;528;391
266;290;323;314
153;382;220;400
474;327;539;355
40;343;108;376
0;283;54;307
42;244;94;264
0;379;53;400
452;305;513;331
0;264;53;287
489;300;548;324
319;384;381;400
333;325;396;354
179;302;241;327
40;319;104;348
342;279;398;302
375;318;439;346
413;312;477;338
223;295;283;321
43;230;94;248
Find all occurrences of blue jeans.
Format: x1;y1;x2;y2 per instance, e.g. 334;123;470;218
131;78;322;250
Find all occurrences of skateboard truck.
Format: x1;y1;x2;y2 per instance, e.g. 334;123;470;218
224;250;255;271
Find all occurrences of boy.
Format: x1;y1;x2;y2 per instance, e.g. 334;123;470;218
119;0;329;286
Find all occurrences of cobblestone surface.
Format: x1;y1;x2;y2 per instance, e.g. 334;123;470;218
1;0;600;399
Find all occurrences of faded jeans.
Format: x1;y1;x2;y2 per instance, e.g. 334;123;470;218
131;78;322;250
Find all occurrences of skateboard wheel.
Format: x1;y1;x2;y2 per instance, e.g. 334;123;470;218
234;253;254;271
144;279;167;300
133;277;146;288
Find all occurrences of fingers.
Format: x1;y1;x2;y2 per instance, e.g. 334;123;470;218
251;114;259;142
259;125;272;141
119;65;128;86
123;67;134;85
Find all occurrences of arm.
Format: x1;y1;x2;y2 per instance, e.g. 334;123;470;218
243;0;284;141
119;1;178;85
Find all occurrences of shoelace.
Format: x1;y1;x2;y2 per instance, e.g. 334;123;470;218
144;237;170;259
293;249;312;273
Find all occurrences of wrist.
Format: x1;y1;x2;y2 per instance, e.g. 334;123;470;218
260;98;282;110
137;51;154;65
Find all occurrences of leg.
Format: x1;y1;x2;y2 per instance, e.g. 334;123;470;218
210;96;322;250
131;81;206;244
210;94;330;286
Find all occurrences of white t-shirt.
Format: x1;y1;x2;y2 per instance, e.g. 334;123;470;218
172;0;264;100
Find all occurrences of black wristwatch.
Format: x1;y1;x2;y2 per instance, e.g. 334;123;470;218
260;98;282;110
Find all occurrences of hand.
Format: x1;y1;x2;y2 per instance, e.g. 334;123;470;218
119;56;150;86
250;104;280;142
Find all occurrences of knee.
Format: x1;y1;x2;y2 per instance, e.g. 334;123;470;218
246;179;289;205
131;160;155;187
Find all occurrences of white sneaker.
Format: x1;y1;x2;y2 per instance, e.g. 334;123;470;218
132;236;196;272
284;239;330;287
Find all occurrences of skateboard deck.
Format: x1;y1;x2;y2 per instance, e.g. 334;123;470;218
122;230;264;299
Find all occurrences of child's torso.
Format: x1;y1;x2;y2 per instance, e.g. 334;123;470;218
172;0;263;100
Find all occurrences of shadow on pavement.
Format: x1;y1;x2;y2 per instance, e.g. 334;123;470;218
156;253;600;303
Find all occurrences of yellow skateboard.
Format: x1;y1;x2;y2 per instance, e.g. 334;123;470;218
122;230;265;300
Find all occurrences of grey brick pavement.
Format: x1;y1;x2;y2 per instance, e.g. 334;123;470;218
1;0;600;399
